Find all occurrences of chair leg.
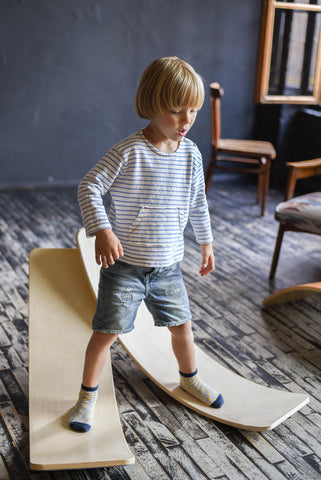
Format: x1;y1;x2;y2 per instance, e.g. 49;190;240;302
256;172;264;205
261;159;271;216
205;148;217;195
269;224;285;279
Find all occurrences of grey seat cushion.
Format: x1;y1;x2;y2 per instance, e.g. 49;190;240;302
275;192;321;234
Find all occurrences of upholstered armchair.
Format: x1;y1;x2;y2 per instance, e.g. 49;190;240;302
263;158;321;306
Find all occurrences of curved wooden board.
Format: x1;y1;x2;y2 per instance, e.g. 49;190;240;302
76;228;309;431
29;248;134;470
263;282;321;306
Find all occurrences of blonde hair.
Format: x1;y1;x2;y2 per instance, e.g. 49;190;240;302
135;56;205;119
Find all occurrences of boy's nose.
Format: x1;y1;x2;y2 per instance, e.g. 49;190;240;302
182;112;191;125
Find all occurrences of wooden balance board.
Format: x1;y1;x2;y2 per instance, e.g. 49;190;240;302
263;282;321;306
29;248;135;471
76;228;309;432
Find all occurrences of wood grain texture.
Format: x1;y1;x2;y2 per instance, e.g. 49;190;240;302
29;248;134;470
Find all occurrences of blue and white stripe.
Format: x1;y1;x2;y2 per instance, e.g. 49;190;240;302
78;130;213;267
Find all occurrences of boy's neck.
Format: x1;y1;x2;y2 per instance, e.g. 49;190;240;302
143;125;179;154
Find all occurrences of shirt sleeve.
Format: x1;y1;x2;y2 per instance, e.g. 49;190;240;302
189;147;213;245
78;147;124;237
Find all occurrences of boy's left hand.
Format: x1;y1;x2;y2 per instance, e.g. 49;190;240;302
199;243;215;277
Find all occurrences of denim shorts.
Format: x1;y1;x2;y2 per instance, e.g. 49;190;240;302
92;261;191;334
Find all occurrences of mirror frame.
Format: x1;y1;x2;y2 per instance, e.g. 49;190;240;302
255;0;321;104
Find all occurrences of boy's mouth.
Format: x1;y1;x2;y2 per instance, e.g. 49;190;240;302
178;129;187;136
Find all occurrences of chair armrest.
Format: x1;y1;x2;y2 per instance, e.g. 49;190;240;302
285;157;321;200
286;158;321;169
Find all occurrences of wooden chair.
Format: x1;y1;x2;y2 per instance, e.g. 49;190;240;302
263;158;321;306
205;82;276;216
269;158;321;278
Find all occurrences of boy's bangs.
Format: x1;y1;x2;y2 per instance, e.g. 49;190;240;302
164;75;204;111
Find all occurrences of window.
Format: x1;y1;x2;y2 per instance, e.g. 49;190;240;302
255;0;321;104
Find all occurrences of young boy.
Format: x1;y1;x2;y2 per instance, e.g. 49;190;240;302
69;56;224;433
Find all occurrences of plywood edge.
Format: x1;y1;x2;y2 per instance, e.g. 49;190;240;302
263;395;310;432
30;457;134;472
263;282;321;306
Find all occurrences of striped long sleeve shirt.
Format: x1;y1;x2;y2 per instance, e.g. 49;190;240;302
78;130;213;267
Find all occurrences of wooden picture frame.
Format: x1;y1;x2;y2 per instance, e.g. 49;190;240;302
255;0;321;104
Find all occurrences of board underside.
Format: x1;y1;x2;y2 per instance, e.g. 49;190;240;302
263;282;321;306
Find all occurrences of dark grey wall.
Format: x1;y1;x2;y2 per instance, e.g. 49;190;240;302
1;0;262;188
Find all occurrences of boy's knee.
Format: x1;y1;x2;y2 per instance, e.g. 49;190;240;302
88;331;118;351
168;320;192;336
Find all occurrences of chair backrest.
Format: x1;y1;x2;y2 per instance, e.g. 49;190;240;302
210;82;224;148
285;158;321;200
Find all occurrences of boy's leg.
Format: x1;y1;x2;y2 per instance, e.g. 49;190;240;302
82;331;118;388
168;320;196;373
168;321;224;408
68;331;118;432
70;262;149;432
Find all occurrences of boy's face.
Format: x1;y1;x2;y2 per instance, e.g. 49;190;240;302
149;107;198;143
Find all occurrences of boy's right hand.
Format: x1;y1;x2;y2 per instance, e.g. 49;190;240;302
95;228;124;267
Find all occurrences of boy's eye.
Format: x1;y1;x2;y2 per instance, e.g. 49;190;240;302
171;109;197;114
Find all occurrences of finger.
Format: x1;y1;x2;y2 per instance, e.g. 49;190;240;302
101;255;109;268
110;247;122;263
95;252;101;266
107;253;116;265
209;260;215;272
200;268;210;277
199;263;214;276
200;260;208;271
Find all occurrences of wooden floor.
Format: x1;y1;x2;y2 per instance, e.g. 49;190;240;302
0;176;320;480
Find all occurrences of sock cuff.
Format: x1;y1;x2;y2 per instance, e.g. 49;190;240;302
81;383;98;392
179;369;198;378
